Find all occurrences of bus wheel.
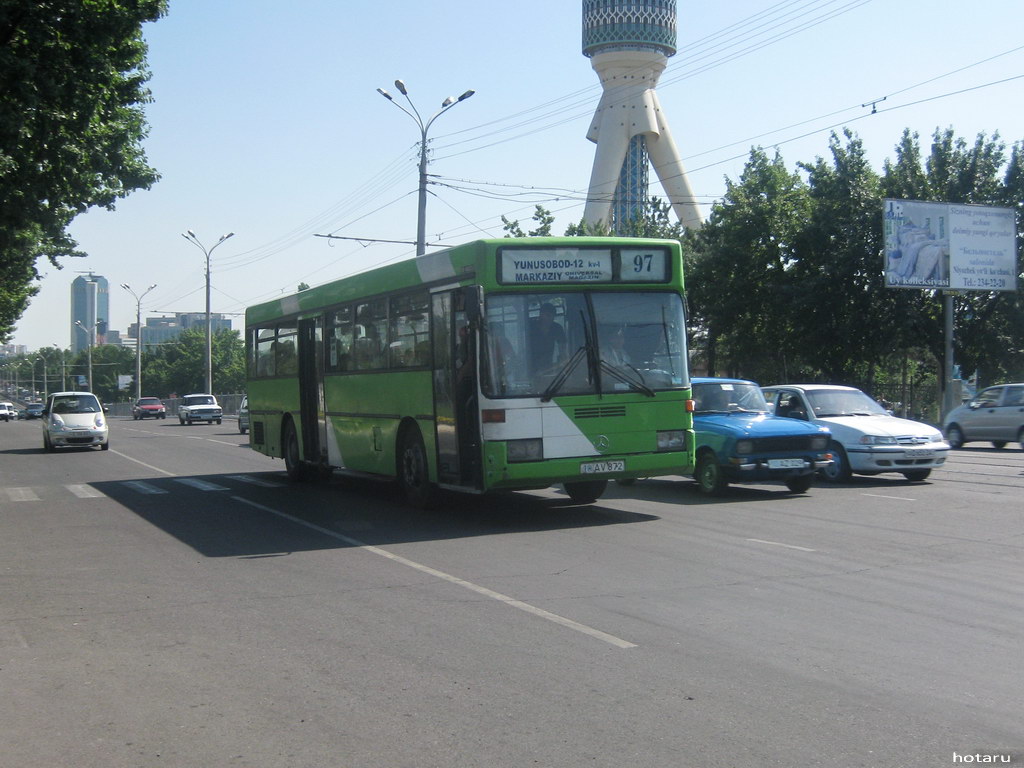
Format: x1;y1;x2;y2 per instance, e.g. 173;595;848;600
398;427;436;509
563;480;607;504
283;421;308;482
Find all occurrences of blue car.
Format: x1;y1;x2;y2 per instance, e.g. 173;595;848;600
691;377;832;495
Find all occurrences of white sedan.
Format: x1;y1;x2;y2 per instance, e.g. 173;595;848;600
762;384;949;482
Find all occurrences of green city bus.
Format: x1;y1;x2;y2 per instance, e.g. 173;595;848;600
244;237;695;506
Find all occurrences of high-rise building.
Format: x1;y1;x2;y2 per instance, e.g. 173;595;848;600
70;274;109;354
581;0;702;233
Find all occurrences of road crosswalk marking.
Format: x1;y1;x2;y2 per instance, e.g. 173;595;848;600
66;484;104;498
173;478;229;491
6;487;40;502
0;475;286;502
225;474;284;487
122;480;168;495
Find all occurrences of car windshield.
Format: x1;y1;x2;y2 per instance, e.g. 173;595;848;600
806;389;888;417
50;395;101;414
138;398;161;405
481;291;688;398
184;396;215;406
693;382;768;413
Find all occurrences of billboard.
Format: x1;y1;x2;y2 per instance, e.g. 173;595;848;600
884;199;1017;291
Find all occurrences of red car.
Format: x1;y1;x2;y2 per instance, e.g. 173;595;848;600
132;397;167;420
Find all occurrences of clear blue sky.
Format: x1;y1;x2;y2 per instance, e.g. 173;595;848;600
13;0;1024;352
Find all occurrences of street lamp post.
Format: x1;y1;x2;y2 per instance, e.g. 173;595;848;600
121;283;157;402
53;344;66;391
376;80;474;256
181;231;234;395
36;356;47;401
74;320;94;392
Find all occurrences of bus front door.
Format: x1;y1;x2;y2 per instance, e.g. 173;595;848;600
297;316;326;465
432;290;481;488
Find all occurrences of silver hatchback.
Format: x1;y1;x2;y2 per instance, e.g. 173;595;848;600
943;383;1024;450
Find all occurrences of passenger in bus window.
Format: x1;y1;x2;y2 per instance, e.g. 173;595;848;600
527;302;565;375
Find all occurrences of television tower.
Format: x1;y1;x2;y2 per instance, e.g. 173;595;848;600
582;0;702;232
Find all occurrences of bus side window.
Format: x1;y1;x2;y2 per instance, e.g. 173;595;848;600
328;307;353;372
354;301;386;370
256;328;276;377
389;291;430;368
276;329;298;375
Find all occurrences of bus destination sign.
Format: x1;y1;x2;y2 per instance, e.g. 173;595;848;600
499;248;668;284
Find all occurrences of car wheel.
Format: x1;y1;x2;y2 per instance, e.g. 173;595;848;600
785;474;814;493
283;420;309;482
179;415;185;425
563;479;608;504
992;440;1006;449
44;433;55;453
186;416;192;425
820;442;852;482
239;423;247;434
695;451;728;496
101;441;110;451
945;424;964;449
903;468;930;481
1018;427;1024;451
397;426;436;508
216;419;222;425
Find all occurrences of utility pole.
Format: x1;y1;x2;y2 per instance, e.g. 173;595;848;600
376;80;474;256
181;231;234;394
121;283;157;401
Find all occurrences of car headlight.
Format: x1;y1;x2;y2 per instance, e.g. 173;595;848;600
94;415;105;428
859;435;897;445
735;439;753;455
810;435;829;451
51;414;66;429
657;430;686;451
507;438;543;462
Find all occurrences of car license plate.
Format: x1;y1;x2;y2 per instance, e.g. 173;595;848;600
768;458;805;469
580;460;625;474
904;448;934;457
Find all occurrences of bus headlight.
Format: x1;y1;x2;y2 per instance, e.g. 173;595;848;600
657;430;686;451
507;438;543;462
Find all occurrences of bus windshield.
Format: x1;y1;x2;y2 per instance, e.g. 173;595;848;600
482;291;688;398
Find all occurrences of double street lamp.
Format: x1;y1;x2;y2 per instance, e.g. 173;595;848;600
121;283;157;402
181;231;234;395
376;80;474;256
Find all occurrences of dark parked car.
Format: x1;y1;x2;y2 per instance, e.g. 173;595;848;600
132;397;167;420
24;403;45;419
691;378;832;495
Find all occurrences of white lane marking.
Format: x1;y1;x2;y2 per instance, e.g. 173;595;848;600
862;493;916;501
233;496;637;650
174;478;229;491
226;474;284;488
122;481;167;495
7;487;40;502
108;449;177;477
66;484;104;498
746;538;817;553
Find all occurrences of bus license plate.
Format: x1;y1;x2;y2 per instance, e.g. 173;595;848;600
768;458;805;469
580;460;625;474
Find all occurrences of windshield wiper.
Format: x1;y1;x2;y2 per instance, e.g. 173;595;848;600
599;360;655;397
541;345;588;402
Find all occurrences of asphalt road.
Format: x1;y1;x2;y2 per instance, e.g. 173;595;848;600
2;416;1022;768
